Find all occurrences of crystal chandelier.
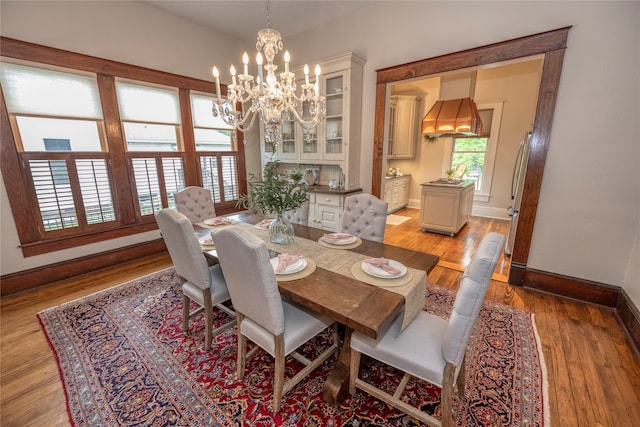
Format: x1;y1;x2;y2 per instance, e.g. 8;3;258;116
211;1;326;149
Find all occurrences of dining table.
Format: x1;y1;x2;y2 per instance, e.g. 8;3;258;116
195;211;439;404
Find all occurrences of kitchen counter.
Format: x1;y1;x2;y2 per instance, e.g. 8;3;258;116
307;185;362;195
419;180;474;236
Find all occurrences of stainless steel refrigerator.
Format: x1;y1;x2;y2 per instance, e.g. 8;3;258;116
505;131;532;256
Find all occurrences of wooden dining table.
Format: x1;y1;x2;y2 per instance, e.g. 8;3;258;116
197;212;439;404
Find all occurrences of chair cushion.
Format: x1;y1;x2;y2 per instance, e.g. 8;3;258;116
182;264;230;306
351;311;449;387
241;300;333;358
340;193;388;242
175;186;216;223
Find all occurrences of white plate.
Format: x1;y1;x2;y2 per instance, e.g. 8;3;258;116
270;257;307;275
361;259;407;279
322;233;356;245
199;236;214;246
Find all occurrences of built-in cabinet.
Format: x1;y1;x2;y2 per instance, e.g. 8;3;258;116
260;53;365;191
419;181;474;236
307;191;342;231
383;176;411;213
387;95;422;159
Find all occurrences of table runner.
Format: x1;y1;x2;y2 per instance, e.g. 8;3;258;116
230;222;427;330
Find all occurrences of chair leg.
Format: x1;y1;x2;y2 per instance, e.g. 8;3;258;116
456;355;466;397
349;347;362;395
203;289;214;350
442;363;457;427
273;334;285;412
236;313;246;380
182;294;190;333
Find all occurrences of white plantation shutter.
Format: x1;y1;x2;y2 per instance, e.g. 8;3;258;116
76;159;115;224
199;155;239;203
29;159;78;231
162;157;185;209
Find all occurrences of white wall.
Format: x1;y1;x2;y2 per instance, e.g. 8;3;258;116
2;1;639;311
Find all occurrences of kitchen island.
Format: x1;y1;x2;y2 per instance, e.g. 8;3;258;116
419;179;474;236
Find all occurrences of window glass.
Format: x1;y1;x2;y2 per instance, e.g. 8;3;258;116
123;122;179;152
191;93;234;151
17;116;103;152
452;137;488;190
0;63;102;119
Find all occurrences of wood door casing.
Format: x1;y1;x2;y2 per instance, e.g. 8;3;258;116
371;27;571;285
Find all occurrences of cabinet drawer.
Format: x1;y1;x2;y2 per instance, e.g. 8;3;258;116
315;193;342;207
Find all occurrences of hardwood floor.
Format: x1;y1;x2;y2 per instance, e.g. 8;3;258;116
1;212;639;426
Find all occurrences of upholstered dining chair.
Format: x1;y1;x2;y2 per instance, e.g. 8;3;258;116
349;232;504;427
340;193;389;242
282;200;310;225
212;226;339;412
174;186;216;223
155;208;235;350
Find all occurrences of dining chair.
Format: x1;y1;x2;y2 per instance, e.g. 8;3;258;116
282;200;310;225
155;208;235;350
174;186;216;223
340;193;389;242
212;226;339;412
348;232;505;427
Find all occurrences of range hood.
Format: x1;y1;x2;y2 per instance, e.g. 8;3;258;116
422;72;482;137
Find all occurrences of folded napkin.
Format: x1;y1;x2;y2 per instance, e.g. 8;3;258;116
200;235;213;245
204;217;232;226
256;219;274;229
275;254;304;273
364;257;401;275
322;233;354;243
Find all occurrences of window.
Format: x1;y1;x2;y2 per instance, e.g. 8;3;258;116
447;105;502;200
1;38;247;256
117;81;185;217
0;62;116;234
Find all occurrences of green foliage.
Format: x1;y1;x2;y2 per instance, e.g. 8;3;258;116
237;162;308;215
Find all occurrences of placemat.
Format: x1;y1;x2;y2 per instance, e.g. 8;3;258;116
195;219;237;229
350;262;413;288
275;258;316;282
318;236;363;249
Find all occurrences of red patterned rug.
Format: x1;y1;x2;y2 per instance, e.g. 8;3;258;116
38;268;548;426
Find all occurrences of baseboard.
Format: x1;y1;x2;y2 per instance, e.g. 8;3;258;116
508;263;640;353
471;205;510;219
0;239;167;296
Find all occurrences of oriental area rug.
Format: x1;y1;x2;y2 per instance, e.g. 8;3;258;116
38;268;549;427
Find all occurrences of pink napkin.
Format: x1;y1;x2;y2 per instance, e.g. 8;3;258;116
256;219;274;229
275;254;304;273
200;235;213;245
364;257;401;275
322;233;353;243
204;217;232;226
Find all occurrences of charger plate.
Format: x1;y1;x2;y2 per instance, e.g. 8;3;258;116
351;262;412;288
274;258;317;282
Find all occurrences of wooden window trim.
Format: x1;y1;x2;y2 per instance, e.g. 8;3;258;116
0;36;246;256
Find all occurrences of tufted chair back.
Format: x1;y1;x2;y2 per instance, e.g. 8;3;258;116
174;186;216;223
283;200;310;225
340;193;389;242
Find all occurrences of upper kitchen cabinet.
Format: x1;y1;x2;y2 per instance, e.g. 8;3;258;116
260;52;365;190
387;95;422;159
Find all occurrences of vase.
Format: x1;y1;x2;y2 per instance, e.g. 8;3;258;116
269;212;295;245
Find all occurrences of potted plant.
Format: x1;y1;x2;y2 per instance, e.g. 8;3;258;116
446;168;456;179
238;161;308;244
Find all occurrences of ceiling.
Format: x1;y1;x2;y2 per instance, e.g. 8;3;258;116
142;1;364;45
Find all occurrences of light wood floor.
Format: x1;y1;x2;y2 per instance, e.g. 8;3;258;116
1;210;639;426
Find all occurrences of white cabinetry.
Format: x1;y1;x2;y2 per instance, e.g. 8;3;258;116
383;176;411;213
388;95;422;160
419;181;474;236
260;53;364;190
307;191;344;231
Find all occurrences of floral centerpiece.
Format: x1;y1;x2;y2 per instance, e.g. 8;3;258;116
238;161;308;244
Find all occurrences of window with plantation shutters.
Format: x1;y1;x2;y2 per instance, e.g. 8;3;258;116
0;62;117;235
117;81;186;216
0;40;247;256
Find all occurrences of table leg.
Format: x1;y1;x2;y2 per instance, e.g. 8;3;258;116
323;326;354;404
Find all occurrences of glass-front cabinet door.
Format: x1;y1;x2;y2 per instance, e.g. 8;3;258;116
323;72;346;160
299;76;320;160
279;115;298;160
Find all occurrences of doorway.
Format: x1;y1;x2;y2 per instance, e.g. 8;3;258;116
371;27;571;285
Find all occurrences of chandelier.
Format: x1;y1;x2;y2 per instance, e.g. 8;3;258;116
211;1;326;149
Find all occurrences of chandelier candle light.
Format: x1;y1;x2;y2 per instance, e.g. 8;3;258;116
211;3;326;149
